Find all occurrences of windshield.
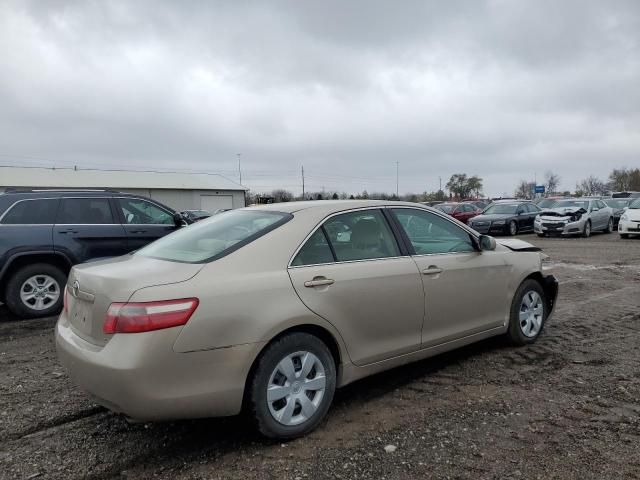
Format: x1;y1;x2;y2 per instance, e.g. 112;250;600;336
136;210;291;263
629;198;640;209
554;200;590;209
435;204;456;213
483;203;519;215
604;199;629;209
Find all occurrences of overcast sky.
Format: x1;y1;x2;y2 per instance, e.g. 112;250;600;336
1;1;639;197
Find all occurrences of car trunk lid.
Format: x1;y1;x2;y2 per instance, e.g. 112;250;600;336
66;255;204;346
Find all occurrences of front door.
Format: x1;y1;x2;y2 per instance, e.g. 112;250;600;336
390;208;510;347
288;208;424;366
53;197;129;264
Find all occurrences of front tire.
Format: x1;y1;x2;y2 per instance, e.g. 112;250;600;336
508;220;518;236
5;263;66;318
248;332;336;439
620;233;629;239
582;220;592;238
507;279;547;346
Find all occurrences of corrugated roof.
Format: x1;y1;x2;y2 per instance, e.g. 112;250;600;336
0;166;246;191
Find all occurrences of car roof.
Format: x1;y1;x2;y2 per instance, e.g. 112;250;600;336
0;190;134;199
246;199;434;214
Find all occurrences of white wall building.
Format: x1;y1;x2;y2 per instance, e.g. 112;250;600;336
0;166;247;211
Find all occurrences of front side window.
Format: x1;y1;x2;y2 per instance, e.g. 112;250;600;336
118;198;173;225
1;199;59;224
57;198;115;224
137;210;290;263
392;208;476;255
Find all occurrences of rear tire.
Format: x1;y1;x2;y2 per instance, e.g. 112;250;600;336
507;279;547;346
248;332;336;439
5;263;66;318
537;233;545;238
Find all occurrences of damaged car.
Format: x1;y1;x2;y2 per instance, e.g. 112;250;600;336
534;199;613;238
56;200;558;439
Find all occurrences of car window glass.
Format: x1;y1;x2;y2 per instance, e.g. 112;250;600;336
57;198;115;224
392;209;475;255
291;229;334;266
137;210;289;263
118;198;173;225
1;199;59;224
322;210;400;262
463;204;474;212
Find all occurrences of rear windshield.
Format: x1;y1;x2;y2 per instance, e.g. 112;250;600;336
554;200;589;209
483;203;519;214
435;204;455;213
629;198;640;209
136;210;291;263
604;199;629;209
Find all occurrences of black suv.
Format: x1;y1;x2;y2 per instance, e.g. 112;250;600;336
0;190;185;318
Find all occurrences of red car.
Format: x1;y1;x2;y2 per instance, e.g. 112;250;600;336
434;202;482;224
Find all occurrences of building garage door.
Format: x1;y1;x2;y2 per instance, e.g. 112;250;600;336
200;195;233;212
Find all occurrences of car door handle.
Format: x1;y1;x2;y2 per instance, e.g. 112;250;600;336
57;229;78;234
130;230;147;234
304;278;335;288
422;266;443;275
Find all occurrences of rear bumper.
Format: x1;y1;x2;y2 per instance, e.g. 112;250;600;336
55;314;263;421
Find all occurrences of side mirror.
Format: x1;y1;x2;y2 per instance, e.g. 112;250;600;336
173;212;186;226
479;235;496;251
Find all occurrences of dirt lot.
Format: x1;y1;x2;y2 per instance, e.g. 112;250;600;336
1;233;640;480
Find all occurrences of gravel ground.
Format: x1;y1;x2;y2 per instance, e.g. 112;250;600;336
1;233;639;480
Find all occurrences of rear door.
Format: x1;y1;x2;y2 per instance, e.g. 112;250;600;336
288;208;425;366
390;207;510;347
53;197;129;263
115;197;179;251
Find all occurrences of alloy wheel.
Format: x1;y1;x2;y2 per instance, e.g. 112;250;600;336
519;290;543;337
20;275;60;311
267;351;327;426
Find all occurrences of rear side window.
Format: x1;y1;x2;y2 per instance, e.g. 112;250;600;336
57;198;115;224
136;210;291;263
291;229;334;266
1;199;59;224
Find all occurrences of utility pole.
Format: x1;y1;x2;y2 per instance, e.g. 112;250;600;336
396;161;399;198
237;153;242;185
439;176;442;191
301;165;305;199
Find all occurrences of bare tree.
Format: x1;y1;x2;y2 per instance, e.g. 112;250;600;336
544;170;561;195
576;176;607;196
271;189;294;202
609;167;640;191
514;180;534;199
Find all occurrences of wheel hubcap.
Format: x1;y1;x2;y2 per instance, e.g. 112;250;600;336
267;351;326;426
519;290;543;337
20;275;60;311
510;222;516;235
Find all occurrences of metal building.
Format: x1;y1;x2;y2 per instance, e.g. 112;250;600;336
0;166;246;211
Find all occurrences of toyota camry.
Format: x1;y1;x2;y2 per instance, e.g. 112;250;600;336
56;200;558;439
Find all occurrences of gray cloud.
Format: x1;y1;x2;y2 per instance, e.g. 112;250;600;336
1;0;639;195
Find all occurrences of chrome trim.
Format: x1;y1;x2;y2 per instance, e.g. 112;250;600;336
288;255;408;269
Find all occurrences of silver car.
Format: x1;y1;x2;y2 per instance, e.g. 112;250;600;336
534;198;614;237
56;201;558;439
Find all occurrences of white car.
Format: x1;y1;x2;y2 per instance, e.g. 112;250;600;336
618;198;640;238
534;199;614;237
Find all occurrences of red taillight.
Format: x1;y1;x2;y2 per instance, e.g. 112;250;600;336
103;298;199;334
63;286;69;315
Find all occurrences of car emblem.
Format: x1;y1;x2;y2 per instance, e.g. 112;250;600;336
72;280;80;298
